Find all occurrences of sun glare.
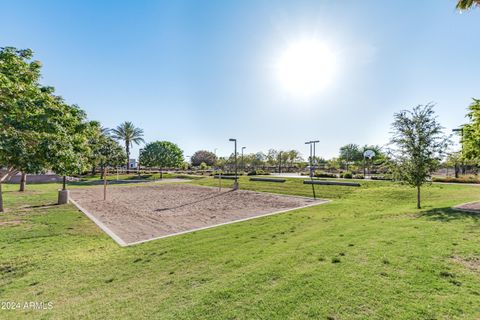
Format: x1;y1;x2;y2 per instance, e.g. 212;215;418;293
276;39;337;98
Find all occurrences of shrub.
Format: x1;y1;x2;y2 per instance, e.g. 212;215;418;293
213;172;241;176
199;162;209;170
191;150;217;166
371;175;393;181
342;172;353;179
314;171;337;178
432;176;480;184
247;169;270;176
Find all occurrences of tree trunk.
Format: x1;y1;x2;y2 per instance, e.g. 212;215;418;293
19;172;27;192
63;176;67;191
417;185;421;209
126;142;130;174
100;165;105;180
91;166;96;175
0;182;3;213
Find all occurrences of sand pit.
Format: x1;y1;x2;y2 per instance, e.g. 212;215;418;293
453;201;480;213
69;184;326;246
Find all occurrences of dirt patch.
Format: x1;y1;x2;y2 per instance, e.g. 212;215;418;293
69;184;326;245
0;220;22;227
453;255;480;272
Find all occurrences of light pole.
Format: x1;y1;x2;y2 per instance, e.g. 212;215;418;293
278;151;282;174
312;140;319;172
453;128;464;175
229;138;238;190
305;140;319;199
305;140;319;177
241;146;246;171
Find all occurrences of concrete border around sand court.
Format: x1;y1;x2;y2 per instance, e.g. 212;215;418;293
69;189;330;247
69;198;128;246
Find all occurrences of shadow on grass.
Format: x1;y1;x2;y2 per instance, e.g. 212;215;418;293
19;203;58;209
419;207;480;223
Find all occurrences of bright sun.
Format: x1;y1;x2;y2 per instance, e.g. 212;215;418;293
276;39;337;98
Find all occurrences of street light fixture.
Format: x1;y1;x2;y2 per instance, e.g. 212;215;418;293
229;138;238;190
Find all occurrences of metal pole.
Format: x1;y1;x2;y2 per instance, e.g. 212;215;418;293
279;151;282;174
103;167;108;201
241;147;245;171
305;141;316;199
230;138;238;190
309;143;313;178
234;140;237;179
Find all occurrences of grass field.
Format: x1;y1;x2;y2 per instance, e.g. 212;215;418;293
1;177;480;319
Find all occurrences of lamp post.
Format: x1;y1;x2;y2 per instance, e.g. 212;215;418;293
305;140;319;177
453;128;464;175
229;138;238;190
278;151;282;174
241;146;246;171
305;140;319;199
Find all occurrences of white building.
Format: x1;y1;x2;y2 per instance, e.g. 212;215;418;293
128;159;137;169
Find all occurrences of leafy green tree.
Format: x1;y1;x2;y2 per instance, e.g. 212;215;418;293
0;47;92;210
199;162;209;171
285;150;302;167
245;152;266;168
339;144;362;170
325;157;342;171
266;149;279;166
456;0;480;10
48;111;93;190
390;104;449;209
191;150;217;166
139;141;183;178
445;152;462;178
111;121;144;173
179;162;190;170
461;99;480;163
87;122;126;178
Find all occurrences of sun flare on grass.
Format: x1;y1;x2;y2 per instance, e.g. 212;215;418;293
276;38;337;98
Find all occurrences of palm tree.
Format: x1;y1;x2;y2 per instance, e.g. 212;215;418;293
111;122;145;173
457;0;480;10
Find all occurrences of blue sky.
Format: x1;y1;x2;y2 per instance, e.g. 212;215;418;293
1;0;479;159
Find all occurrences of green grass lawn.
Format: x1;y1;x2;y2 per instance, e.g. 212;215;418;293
1;177;480;319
